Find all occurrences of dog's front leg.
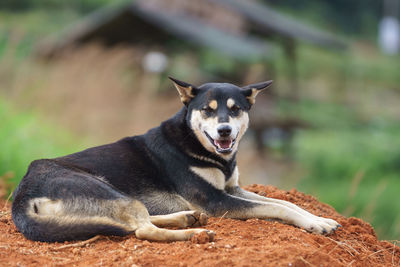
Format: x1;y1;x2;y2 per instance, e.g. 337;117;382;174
225;186;341;234
223;195;339;234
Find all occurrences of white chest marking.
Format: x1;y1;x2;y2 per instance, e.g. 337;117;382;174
190;166;225;190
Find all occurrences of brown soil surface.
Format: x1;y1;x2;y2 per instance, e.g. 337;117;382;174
0;185;399;267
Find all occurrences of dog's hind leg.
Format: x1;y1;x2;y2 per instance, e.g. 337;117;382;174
150;211;208;228
13;166;213;242
24;195;215;242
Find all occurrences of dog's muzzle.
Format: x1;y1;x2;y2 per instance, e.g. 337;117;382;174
204;126;237;154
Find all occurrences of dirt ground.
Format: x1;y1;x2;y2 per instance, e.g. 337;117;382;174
0;185;399;267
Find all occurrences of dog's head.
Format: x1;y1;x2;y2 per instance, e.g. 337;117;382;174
170;77;272;159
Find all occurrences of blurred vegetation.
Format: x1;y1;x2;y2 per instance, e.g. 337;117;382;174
1;1;400;241
0;99;86;190
267;0;381;40
291;100;400;241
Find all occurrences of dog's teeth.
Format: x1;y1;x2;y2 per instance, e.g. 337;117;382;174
214;140;221;149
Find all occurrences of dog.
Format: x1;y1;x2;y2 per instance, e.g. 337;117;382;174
12;77;340;242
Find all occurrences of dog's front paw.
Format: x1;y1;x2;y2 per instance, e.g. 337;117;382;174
302;217;341;235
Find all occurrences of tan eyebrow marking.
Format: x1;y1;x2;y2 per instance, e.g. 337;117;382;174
227;98;235;109
209;100;218;110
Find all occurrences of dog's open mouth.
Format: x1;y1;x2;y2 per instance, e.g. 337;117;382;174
204;132;236;154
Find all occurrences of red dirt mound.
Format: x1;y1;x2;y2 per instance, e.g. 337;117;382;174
0;185;399;266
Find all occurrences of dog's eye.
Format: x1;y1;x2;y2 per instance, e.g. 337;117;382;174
230;105;241;115
202;107;214;115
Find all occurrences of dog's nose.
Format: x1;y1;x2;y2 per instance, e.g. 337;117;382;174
217;125;232;137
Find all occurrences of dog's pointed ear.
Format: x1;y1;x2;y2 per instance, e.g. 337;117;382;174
241;80;273;105
169;76;198;106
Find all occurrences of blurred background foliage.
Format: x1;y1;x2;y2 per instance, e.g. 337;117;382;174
268;0;382;39
0;0;400;241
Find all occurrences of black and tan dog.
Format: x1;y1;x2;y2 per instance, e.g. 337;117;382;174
12;77;340;242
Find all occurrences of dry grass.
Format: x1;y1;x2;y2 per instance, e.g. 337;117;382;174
0;172;14;200
52;235;102;250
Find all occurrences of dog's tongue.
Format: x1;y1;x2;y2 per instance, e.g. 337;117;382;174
215;139;232;149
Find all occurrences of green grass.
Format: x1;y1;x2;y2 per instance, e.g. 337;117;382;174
0;99;86;188
291;100;400;240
